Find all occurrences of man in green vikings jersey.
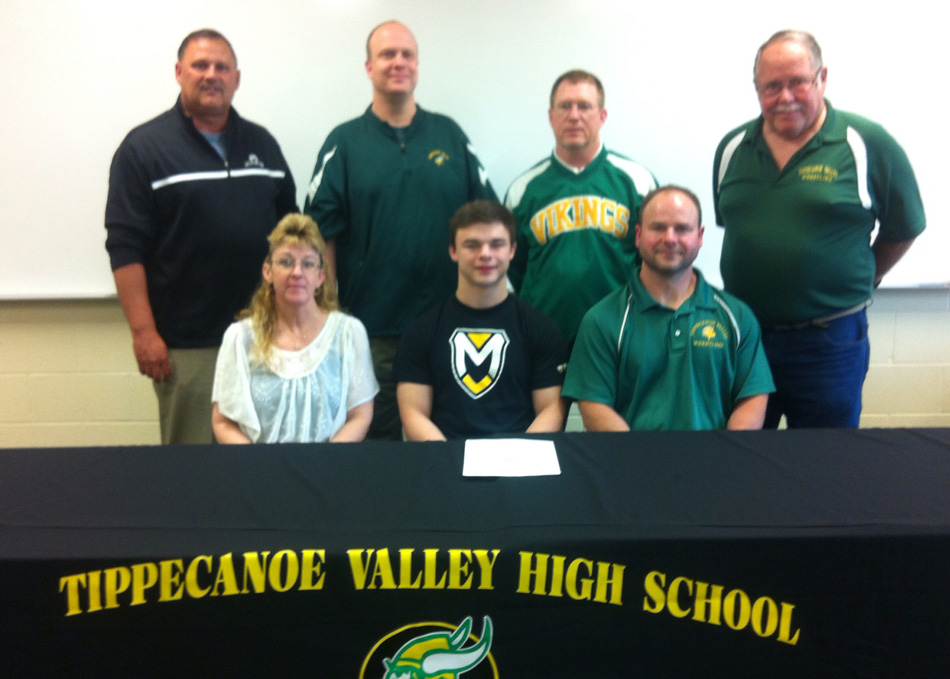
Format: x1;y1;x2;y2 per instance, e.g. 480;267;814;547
505;69;657;344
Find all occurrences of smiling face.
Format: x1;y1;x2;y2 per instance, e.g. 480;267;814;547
755;38;827;142
175;37;240;123
365;22;418;99
263;244;325;310
636;189;704;277
450;221;516;291
549;80;606;160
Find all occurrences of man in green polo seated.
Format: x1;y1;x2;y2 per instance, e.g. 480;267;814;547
563;185;774;431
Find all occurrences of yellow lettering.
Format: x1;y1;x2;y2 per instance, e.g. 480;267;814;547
398;549;421;589
347;549;373;590
570;197;583;229
131;562;158;606
549;555;565;597
599;199;615;233
242;552;270;593
61;550;335;617
59;573;87;617
516;551;548;595
615;205;630;238
667;576;692;618
103;567;131;609
472;549;499;590
643;569;799;644
530;212;548;245
693;581;723;625
593;561;624;606
777;602;801;645
268;550;299;592
185;555;212;599
211;553;239;597
643;570;666;613
423;549;446;589
565;558;594;601
300;550;326;591
159;559;184;602
723;588;751;630
751;596;779;638
448;549;473;590
87;570;102;612
553;200;571;236
368;548;397;590
581;196;598;227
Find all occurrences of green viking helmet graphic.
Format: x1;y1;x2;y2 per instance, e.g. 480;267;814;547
382;616;493;679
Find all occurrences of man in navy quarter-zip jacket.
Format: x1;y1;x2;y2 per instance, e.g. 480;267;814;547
105;29;297;445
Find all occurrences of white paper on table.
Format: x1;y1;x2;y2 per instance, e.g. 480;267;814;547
462;438;561;477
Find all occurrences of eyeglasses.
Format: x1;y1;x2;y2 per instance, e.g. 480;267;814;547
553;100;599;114
273;257;320;272
756;70;821;98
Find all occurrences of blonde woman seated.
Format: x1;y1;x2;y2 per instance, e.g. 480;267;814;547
212;214;378;443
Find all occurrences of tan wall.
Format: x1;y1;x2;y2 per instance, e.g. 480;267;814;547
0;300;159;447
861;289;950;427
2;292;949;448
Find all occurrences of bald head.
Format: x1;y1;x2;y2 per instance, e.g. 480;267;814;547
366;21;416;59
365;21;419;101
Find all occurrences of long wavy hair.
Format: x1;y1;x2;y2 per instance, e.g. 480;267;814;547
238;213;339;365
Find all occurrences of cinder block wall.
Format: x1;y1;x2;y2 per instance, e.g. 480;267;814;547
2;290;948;448
0;300;159;447
861;289;950;427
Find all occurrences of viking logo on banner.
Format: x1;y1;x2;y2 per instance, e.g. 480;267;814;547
363;616;497;679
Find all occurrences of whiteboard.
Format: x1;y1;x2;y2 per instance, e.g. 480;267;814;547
0;0;944;299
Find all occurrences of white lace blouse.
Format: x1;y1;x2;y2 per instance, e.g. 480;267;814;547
212;312;378;443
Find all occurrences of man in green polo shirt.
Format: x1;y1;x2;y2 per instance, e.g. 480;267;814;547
714;30;925;428
563;186;774;431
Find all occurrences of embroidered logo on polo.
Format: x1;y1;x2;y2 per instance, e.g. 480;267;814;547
428;149;450;166
450;329;509;399
798;164;838;182
362;616;497;679
690;320;727;349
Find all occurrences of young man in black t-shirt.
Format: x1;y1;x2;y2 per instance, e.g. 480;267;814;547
394;200;568;441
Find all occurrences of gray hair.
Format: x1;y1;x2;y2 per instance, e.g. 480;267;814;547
753;30;822;79
177;29;237;65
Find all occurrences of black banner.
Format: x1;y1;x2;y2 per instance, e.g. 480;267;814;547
2;429;950;676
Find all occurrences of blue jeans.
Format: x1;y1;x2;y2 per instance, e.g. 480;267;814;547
761;309;870;429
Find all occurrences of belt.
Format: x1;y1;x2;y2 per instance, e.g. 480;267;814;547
764;300;870;331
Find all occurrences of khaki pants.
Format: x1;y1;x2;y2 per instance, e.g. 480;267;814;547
152;346;219;445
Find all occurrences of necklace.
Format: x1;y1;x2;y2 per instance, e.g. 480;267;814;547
273;310;328;352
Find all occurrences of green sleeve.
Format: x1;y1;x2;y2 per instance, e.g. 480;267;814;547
732;302;775;403
865;122;926;243
562;303;620;407
304;128;348;241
